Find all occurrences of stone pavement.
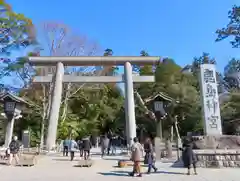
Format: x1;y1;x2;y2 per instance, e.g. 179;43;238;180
0;150;240;181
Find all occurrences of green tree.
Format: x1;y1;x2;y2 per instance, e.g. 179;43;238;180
216;5;240;48
102;48;118;76
0;0;37;87
0;0;36;55
224;58;240;75
192;52;216;75
221;90;240;134
136;58;202;137
104;48;113;56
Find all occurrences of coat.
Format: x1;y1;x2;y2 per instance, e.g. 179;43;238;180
101;137;109;149
182;142;197;167
144;142;154;164
131;142;143;162
69;140;78;152
82;138;91;151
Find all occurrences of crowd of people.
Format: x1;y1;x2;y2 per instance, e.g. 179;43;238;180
61;133;198;177
61;133;127;161
129;136;197;177
2;133;198;176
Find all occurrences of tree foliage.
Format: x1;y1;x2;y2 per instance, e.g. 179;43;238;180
3;2;240;146
0;0;36;55
216;5;240;48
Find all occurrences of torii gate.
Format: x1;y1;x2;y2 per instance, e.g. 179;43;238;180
28;56;159;149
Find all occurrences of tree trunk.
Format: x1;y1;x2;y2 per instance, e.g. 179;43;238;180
174;116;182;160
40;117;45;149
40;83;53;148
165;139;172;158
61;83;71;123
170;125;174;142
156;120;163;139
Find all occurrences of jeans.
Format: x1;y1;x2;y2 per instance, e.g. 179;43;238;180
80;149;83;157
70;151;75;161
112;146;117;155
101;147;106;157
147;163;157;173
84;150;90;160
63;146;68;156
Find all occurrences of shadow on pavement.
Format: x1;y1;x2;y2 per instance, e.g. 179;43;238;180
155;170;185;175
103;158;124;161
52;158;75;161
111;170;185;175
98;171;128;177
110;170;186;175
171;160;184;168
0;162;7;165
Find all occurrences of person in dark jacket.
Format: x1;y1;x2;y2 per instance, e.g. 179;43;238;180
90;135;97;148
82;137;92;160
181;138;197;175
77;139;83;157
111;135;118;155
8;136;20;165
107;131;113;155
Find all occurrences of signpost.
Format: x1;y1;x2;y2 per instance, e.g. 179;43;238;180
199;64;222;135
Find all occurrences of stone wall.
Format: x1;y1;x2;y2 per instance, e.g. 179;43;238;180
192;135;240;149
195;150;240;168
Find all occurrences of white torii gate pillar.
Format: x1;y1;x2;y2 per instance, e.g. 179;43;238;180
124;62;136;144
29;56;159;149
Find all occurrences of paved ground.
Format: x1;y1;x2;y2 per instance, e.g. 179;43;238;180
0;149;240;181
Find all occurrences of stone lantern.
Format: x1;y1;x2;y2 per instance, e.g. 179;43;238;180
0;92;29;147
145;92;174;159
145;92;173;139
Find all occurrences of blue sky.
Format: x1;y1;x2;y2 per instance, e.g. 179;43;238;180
5;0;240;74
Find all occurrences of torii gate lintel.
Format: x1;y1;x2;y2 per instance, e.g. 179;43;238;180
28;56;160;149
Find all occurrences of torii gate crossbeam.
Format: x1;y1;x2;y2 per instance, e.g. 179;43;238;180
28;56;159;149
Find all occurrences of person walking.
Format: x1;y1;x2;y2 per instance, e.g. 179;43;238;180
8;136;20;166
111;135;118;155
77;138;84;157
144;138;157;174
129;137;143;177
90;135;97;148
107;131;113;155
82;136;92;160
101;135;109;157
181;138;197;175
69;138;78;161
63;138;70;156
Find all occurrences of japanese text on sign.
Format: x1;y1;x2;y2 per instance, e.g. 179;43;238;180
200;64;222;135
